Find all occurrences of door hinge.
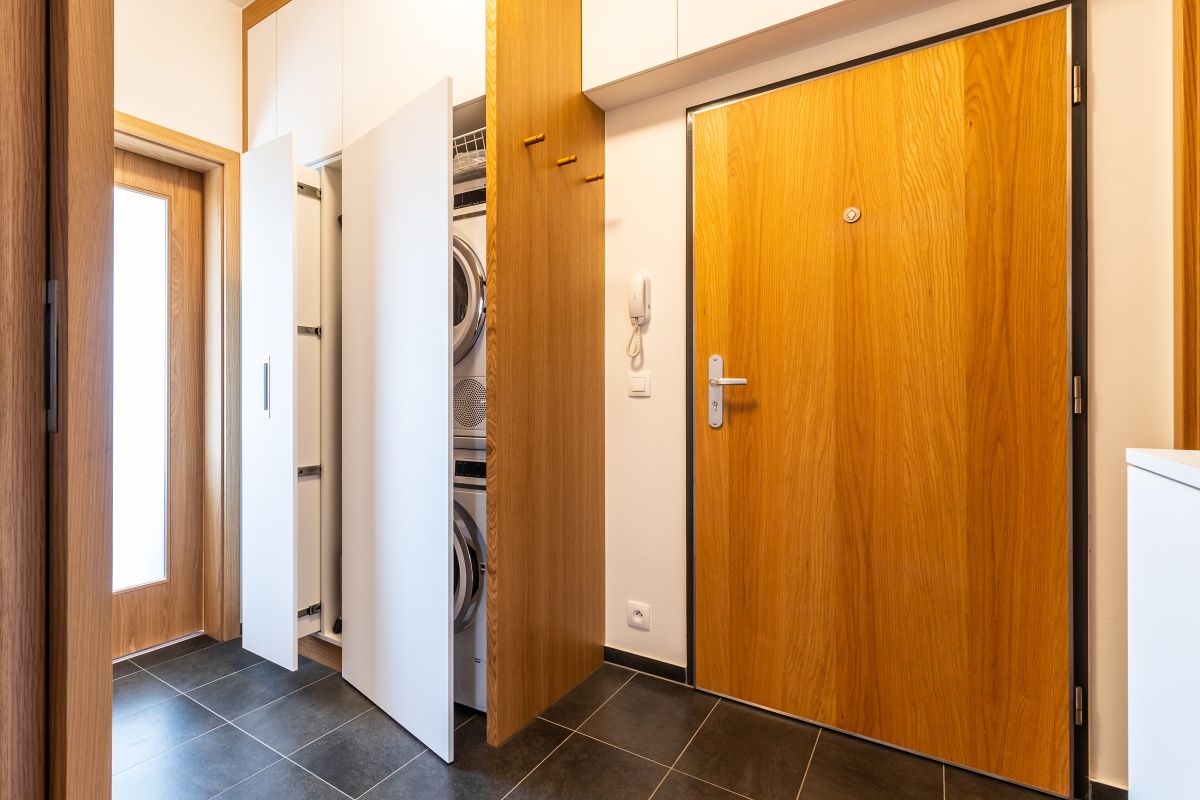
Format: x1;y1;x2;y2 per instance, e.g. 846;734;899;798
297;464;322;478
297;182;321;200
1072;65;1083;106
45;280;59;432
298;603;322;619
1074;686;1084;725
1073;375;1084;414
297;325;322;337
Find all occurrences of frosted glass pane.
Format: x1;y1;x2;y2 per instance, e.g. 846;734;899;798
113;187;168;592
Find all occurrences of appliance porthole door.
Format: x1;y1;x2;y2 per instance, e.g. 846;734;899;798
452;236;485;365
452;502;483;632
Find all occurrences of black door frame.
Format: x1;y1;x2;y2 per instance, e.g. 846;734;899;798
683;2;1090;796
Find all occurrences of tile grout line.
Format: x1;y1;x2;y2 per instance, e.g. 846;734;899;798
174;658;267;696
283;756;356;799
545;722;674;769
127;635;225;671
356;746;429;797
226;671;340;723
111;721;238;779
208;756;286;799
670;769;755;800
499;671;640;800
795;727;822;799
649;698;722;799
285;705;376;757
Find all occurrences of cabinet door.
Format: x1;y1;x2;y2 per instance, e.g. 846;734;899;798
241;134;322;670
342;78;455;762
278;0;343;165
247;14;278;150
582;0;676;90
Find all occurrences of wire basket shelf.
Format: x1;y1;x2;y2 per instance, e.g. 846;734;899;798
452;127;486;183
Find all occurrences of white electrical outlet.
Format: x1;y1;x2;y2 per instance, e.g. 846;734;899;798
626;601;651;631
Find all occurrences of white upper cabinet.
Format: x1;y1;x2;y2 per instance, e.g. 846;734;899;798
582;0;677;91
278;0;344;164
677;0;849;56
342;0;484;147
246;15;278;150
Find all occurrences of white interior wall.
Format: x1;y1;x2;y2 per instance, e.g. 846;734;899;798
115;0;242;152
604;0;1174;788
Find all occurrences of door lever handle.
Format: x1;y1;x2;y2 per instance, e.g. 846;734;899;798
709;377;747;387
708;356;746;428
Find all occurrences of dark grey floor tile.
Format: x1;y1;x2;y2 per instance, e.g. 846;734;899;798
540;663;635;729
507;734;666;800
235;675;373;754
129;635;219;669
799;731;942;800
216;759;345;800
113;659;141;681
653;771;746;799
674;701;818;800
112;670;180;720
112;694;225;774
364;716;569;800
112;723;279;800
148;638;264;693
188;656;334;720
580;674;717;765
454;703;477;729
292;707;425;798
944;766;1054;800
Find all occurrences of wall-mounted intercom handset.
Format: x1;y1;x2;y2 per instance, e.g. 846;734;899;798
625;274;651;358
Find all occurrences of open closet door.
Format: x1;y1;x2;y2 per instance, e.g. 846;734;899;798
342;79;454;762
241;133;321;670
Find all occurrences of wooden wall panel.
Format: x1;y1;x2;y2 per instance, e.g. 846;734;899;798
0;1;47;797
1177;0;1200;449
486;0;606;746
47;0;115;795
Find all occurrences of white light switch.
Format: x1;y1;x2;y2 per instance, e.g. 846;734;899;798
628;372;651;398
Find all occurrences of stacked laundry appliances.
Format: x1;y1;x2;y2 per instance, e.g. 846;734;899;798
451;124;488;711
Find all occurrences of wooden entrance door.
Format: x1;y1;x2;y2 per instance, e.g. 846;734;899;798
112;148;205;658
692;11;1071;795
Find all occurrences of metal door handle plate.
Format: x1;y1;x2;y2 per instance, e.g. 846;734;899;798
708;355;747;428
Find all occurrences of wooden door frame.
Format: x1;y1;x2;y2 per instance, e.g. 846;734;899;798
1176;0;1200;449
114;112;243;643
683;2;1090;797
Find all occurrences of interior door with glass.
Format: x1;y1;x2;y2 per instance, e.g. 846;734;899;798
342;78;455;762
111;148;205;657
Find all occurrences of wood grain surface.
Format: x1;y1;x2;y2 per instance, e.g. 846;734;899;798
693;11;1071;795
298;634;343;673
485;0;606;747
115;112;243;643
0;1;47;797
111;149;206;658
1177;0;1200;449
47;0;115;794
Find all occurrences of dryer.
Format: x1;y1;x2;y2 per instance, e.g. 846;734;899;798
452;213;486;450
452;449;487;711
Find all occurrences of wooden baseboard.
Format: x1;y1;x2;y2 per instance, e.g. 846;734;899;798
298;634;341;672
1090;781;1128;800
603;647;687;684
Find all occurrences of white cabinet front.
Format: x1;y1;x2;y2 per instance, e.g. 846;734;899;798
582;0;677;90
278;0;343;165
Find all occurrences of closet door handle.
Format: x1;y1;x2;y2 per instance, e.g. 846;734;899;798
709;378;747;386
262;357;270;418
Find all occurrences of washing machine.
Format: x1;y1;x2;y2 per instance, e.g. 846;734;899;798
452;448;487;711
452;211;487;450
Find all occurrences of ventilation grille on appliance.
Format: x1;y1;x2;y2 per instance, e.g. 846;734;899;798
454;378;487;429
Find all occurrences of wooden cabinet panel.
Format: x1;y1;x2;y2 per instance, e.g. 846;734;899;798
678;0;847;56
277;0;343;164
486;0;606;747
247;14;277;151
582;0;677;90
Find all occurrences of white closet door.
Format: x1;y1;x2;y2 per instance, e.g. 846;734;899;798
342;78;454;762
241;133;300;670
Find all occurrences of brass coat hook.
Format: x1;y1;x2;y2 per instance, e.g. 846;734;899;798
556;155;578;166
584;172;605;183
523;133;546;146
